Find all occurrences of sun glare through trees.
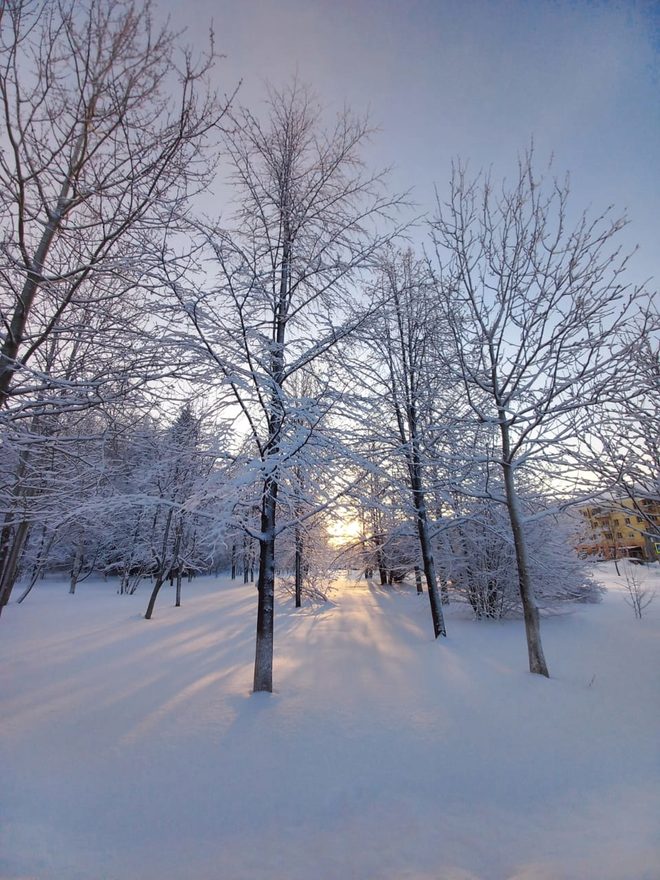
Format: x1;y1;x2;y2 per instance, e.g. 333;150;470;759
1;2;659;877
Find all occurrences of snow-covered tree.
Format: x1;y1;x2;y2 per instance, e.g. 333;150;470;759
349;251;447;635
0;0;224;413
0;0;227;612
579;334;660;553
169;82;403;692
429;151;652;676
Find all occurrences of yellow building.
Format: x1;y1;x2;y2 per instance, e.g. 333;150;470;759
578;496;660;562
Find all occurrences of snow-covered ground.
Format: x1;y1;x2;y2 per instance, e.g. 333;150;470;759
1;561;659;880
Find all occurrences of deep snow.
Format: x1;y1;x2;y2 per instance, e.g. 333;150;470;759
1;562;659;880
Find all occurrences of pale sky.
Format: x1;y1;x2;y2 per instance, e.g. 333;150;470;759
164;0;659;287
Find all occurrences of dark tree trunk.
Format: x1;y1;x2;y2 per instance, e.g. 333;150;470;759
294;527;303;608
0;192;70;406
17;526;54;604
408;430;446;638
144;509;174;620
243;536;250;584
254;478;277;692
383;263;446;638
0;520;30;614
69;545;84;595
144;573;166;620
375;535;388;585
499;418;549;677
414;566;423;594
252;215;291;692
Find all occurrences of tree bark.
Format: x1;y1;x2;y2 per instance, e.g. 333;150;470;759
407;406;446;637
294;527;303;608
243;536;250;584
499;420;549;677
0;520;30;613
144;509;174;620
69;545;84;595
0;191;72;406
412;484;446;637
253;206;290;692
253;478;277;692
144;573;166;621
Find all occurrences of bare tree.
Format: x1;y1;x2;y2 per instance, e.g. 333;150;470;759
351;251;447;636
623;565;656;619
430;152;653;677
0;0;223;409
0;0;227;611
579;335;660;557
171;82;402;692
143;405;210;619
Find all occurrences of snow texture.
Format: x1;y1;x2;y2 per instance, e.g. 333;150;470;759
1;562;659;880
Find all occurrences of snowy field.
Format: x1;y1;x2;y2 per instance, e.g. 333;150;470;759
1;562;659;880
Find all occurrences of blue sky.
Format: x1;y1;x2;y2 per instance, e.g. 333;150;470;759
164;0;659;287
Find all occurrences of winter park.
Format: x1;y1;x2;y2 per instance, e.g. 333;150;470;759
1;1;659;878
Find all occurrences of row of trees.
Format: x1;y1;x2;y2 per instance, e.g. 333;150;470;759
5;406;213;603
1;1;657;692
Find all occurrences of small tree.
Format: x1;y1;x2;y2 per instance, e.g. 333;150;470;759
623;566;656;619
144;406;208;619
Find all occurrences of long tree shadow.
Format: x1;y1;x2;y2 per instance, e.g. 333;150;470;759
3;580;259;742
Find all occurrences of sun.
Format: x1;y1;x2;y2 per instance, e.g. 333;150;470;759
327;513;363;547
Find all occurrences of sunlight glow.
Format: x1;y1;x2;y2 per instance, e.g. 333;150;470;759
327;514;362;547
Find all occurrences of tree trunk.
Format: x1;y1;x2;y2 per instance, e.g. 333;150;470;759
16;565;41;604
175;571;182;607
243;536;250;584
387;277;447;632
408;425;446;638
0;444;34;612
413;501;446;637
144;573;166;620
69;545;84;594
254;478;277;692
375;534;388;585
0;520;30;614
500;422;549;677
0;216;65;405
294;527;303;608
414;565;423;594
0;125;86;407
144;509;174;620
17;526;54;604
